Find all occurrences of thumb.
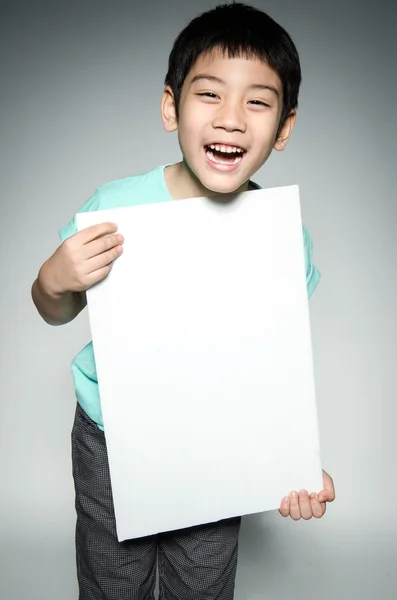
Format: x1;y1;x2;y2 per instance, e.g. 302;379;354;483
319;470;335;503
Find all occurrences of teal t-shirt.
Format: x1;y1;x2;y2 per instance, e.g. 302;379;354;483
59;164;320;430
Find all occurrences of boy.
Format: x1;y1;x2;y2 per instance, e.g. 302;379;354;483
31;3;335;599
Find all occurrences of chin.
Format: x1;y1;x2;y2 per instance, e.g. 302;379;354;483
192;168;248;195
208;184;243;195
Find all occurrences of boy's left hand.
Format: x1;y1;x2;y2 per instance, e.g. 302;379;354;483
278;470;335;520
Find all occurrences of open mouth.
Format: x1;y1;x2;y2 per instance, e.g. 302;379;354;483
204;144;246;166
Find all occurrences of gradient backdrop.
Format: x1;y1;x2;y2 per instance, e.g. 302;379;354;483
1;0;396;598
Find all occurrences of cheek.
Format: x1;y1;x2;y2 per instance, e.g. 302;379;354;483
178;118;205;152
179;102;209;136
254;120;279;150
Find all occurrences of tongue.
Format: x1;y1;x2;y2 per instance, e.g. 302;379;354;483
211;148;238;163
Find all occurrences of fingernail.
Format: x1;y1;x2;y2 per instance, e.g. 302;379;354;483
290;491;298;500
283;496;289;505
310;493;316;499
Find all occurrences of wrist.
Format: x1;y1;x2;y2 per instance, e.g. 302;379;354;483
37;259;67;299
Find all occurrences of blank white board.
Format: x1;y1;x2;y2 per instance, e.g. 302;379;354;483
76;186;322;541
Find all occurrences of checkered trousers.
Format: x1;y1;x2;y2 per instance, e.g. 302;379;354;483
72;402;241;600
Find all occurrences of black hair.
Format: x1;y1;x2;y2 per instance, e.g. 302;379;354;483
164;2;302;131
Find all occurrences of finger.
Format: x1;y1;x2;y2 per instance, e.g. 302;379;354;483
298;490;313;520
84;233;124;260
84;264;114;287
309;493;326;518
289;491;301;521
318;476;335;503
86;244;124;274
318;490;334;503
320;470;336;502
278;496;290;518
77;222;119;244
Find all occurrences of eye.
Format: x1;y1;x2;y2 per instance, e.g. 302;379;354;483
249;100;270;107
197;92;219;99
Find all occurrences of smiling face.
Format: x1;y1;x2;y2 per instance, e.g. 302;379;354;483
162;49;296;199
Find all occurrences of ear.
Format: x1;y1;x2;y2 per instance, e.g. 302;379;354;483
273;111;297;151
161;86;178;132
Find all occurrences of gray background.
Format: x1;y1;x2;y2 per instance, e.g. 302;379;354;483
1;0;396;598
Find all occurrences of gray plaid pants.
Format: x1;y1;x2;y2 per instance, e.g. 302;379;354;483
72;402;241;600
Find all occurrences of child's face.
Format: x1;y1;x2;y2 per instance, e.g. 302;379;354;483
162;49;296;195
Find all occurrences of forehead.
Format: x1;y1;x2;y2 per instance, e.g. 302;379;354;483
186;48;282;91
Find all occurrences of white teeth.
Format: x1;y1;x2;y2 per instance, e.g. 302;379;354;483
209;144;244;154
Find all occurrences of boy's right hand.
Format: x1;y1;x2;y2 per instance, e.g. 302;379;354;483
43;222;124;296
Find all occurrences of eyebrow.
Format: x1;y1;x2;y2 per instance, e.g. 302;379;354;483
190;74;280;98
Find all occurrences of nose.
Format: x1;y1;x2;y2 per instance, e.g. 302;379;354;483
212;99;247;133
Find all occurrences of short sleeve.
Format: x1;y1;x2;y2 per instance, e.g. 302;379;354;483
303;225;321;299
58;189;101;243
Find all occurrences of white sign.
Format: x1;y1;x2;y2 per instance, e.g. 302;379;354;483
76;186;322;541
